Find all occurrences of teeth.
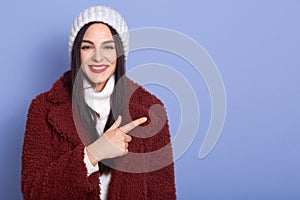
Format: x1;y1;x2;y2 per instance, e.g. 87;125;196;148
91;65;106;69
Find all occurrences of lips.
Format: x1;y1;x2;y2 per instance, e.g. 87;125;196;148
88;64;109;73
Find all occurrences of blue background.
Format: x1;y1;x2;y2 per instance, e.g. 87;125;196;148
1;0;300;199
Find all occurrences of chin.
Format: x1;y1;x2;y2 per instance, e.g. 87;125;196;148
94;76;111;86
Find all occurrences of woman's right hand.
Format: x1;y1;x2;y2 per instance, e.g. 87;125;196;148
86;115;147;166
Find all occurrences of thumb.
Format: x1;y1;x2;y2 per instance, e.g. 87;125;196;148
107;115;122;131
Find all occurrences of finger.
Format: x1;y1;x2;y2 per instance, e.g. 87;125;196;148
124;148;129;154
115;129;131;142
120;117;147;133
124;134;132;142
107;115;122;131
125;142;129;149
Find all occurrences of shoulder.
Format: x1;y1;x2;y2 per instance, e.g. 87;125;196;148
28;72;71;112
124;77;168;132
122;77;171;153
46;72;71;104
125;77;164;109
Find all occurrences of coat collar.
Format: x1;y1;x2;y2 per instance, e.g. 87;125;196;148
47;76;71;104
46;76;82;146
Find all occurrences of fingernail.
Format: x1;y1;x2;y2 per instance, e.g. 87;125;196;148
142;117;147;122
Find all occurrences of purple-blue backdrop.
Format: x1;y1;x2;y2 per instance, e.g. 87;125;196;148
1;0;300;199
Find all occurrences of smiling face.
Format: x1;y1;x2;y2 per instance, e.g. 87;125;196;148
80;23;117;92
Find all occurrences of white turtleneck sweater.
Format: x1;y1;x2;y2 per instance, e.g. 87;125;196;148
83;75;115;200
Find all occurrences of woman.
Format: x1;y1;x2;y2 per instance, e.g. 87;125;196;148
21;5;176;200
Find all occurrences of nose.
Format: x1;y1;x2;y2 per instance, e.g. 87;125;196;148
91;48;103;62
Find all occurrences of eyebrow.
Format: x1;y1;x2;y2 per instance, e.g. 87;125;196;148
82;40;93;45
81;40;114;45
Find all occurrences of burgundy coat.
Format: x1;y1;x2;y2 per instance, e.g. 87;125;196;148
21;72;176;200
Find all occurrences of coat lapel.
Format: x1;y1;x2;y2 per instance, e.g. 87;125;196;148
47;103;82;146
46;77;82;146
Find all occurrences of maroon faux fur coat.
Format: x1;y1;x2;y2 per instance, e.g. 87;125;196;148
21;72;176;200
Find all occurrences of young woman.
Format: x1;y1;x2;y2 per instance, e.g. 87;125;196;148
21;6;176;200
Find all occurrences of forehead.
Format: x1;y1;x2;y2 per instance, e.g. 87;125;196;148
83;23;113;41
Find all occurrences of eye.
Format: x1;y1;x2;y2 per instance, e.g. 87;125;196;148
81;45;93;50
103;45;115;50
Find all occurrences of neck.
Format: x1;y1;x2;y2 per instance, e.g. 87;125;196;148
83;75;115;118
94;82;106;93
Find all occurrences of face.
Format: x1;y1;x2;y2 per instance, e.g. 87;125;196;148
80;23;117;92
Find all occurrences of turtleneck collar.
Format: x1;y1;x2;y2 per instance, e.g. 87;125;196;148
83;75;115;120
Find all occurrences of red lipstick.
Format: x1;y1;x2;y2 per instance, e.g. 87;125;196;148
88;64;108;73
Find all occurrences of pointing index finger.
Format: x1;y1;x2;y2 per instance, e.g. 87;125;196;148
120;117;147;133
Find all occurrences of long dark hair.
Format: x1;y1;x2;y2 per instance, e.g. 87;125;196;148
63;21;126;173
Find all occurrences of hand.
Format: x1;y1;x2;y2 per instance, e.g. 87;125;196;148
86;115;147;165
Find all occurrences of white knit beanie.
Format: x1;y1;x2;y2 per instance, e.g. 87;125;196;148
68;6;129;59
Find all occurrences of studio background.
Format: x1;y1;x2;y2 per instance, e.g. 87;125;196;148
1;0;299;199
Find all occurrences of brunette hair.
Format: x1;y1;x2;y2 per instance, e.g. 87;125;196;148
63;21;126;172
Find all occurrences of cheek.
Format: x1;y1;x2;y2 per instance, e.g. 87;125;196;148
80;52;86;64
80;51;93;64
106;51;117;63
110;62;117;73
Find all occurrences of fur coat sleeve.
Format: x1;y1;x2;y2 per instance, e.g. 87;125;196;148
21;73;176;200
